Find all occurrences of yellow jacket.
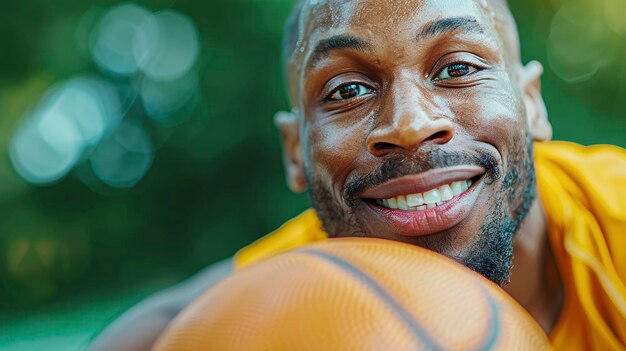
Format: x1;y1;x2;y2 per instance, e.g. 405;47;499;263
236;141;626;350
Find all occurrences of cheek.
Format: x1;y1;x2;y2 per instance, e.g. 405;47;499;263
450;83;528;159
306;116;370;188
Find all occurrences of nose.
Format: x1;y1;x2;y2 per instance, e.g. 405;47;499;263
366;84;454;157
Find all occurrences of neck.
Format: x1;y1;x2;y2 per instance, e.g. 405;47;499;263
503;196;564;336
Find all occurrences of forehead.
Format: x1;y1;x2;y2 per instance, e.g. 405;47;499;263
296;0;497;50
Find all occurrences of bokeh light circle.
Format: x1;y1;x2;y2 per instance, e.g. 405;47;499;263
547;1;613;83
10;115;84;185
604;0;626;36
133;10;200;82
89;120;154;188
55;77;122;146
9;77;122;185
90;3;153;76
11;3;202;189
140;71;199;123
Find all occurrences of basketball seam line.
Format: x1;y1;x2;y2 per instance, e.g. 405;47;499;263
474;286;501;351
301;249;441;351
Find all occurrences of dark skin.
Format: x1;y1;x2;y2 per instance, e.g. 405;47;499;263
90;1;564;349
277;0;563;334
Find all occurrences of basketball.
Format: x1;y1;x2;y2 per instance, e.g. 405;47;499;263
153;238;550;350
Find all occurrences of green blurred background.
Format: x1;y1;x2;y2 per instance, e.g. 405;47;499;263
0;0;624;349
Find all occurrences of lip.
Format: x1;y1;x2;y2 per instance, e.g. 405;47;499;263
360;165;485;200
359;170;485;237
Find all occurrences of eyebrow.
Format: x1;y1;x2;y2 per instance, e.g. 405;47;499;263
304;16;485;74
417;16;485;40
305;35;372;74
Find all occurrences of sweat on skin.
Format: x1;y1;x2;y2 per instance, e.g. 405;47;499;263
88;2;566;349
275;0;561;333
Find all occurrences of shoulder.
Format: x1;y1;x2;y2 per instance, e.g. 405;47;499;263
88;257;233;351
535;141;626;167
536;141;626;215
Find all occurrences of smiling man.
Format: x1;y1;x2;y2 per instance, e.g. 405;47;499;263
275;0;541;288
90;0;626;350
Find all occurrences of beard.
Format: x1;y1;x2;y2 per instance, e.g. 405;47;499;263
306;138;536;286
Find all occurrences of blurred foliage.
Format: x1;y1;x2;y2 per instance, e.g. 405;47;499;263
0;0;624;315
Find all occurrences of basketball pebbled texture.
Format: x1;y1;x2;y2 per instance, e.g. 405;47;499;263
152;238;551;351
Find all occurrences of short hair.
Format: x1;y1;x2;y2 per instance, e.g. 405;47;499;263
281;0;306;79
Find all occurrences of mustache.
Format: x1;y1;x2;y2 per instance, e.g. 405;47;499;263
344;149;500;201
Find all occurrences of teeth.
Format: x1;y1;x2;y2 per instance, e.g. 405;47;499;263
387;197;398;209
423;188;441;204
406;193;424;207
439;184;454;201
376;178;475;211
397;195;409;211
451;181;465;196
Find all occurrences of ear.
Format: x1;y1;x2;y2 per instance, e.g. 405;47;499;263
275;110;307;193
520;61;552;141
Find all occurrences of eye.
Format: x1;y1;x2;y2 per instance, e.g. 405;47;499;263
435;63;479;81
329;83;373;101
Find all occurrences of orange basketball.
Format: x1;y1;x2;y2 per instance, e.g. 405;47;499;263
153;238;550;350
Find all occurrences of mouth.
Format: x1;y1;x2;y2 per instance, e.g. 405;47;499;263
374;178;475;211
359;166;486;237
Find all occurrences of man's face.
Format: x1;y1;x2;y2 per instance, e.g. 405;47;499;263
282;0;548;285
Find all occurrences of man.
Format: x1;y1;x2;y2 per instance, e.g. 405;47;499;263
90;0;626;350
